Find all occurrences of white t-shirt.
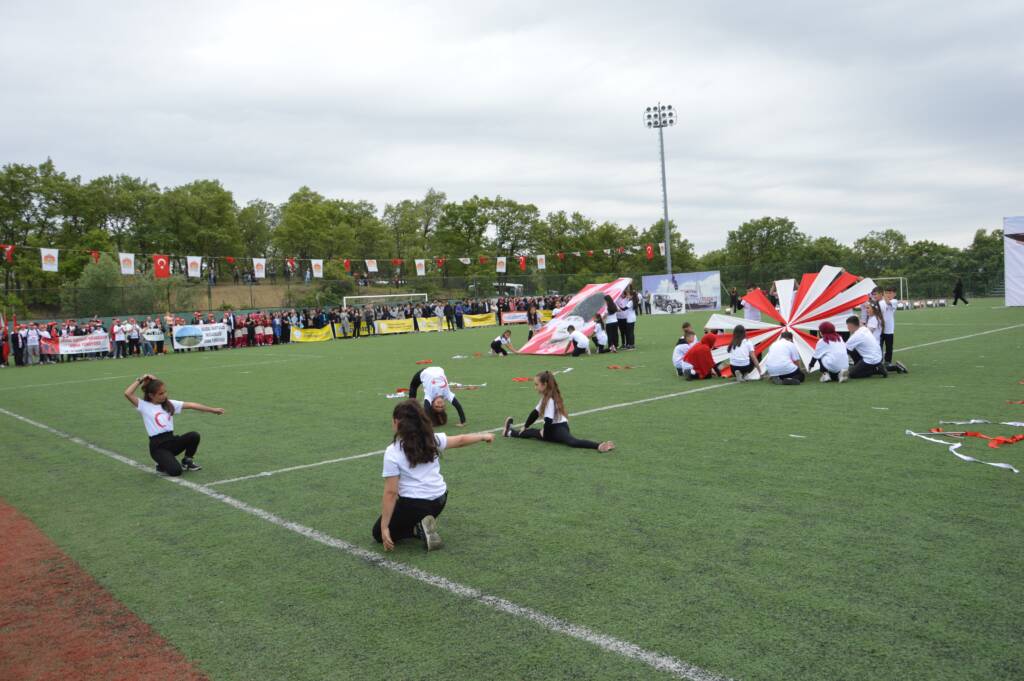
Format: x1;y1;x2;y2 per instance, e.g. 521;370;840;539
672;342;692;368
381;432;448;499
880;299;896;333
594;325;608;347
536;398;568;424
569;330;590;349
811;338;848;373
728;339;755;367
764;338;800;377
420;366;455;403
137;398;184;437
866;315;882;343
114;324;126;341
741;299;761;322
493;335;510;346
846;327;883;364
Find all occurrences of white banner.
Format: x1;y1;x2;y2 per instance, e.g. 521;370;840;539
119;252;135;275
536;254;546;270
311;259;324;278
57;334;110;355
415;259;426;276
252;258;266;279
458;257;471;265
171;323;228;350
496;256;507;274
1005;216;1024;307
658;242;666;256
142;327;165;342
366;259;378;273
40;248;59;272
186;256;202;278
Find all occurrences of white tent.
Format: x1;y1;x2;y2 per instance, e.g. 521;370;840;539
1005;216;1024;307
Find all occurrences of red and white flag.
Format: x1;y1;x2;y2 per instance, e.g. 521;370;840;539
435;258;446;268
518;255;527;272
414;259;426;276
40;248;59;272
536;254;546;270
186;256;202;278
645;243;654;260
311;259;323;278
90;250;100;264
119;252;135;275
152;254;170;278
0;244;14;262
343;258;351;272
252;257;266;279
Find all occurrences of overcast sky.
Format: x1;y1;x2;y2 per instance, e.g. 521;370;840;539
2;0;1021;253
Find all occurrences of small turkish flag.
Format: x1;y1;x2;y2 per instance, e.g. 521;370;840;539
153;254;170;278
518;255;526;271
478;256;489;265
391;258;403;266
556;252;565;261
287;257;296;269
90;250;100;264
435;258;446;268
1;244;13;262
343;259;351;272
226;256;235;264
616;246;625;254
587;250;594;257
645;243;654;261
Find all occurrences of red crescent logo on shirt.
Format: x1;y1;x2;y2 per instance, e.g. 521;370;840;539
154;411;168;428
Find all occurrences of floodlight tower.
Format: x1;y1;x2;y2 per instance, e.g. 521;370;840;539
644;103;675;274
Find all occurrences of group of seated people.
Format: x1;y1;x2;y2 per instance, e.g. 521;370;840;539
672;317;908;384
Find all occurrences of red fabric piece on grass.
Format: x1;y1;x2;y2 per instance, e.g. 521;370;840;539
415;359;433;365
512;377;530;382
1008;400;1024;405
928;427;1024;449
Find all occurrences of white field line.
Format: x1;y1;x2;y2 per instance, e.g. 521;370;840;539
0;406;730;681
206;381;738;486
893;323;1024;353
0;357;310;392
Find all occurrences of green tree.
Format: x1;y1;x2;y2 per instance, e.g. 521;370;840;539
852;229;909;274
238;199;278;257
724;216;809;282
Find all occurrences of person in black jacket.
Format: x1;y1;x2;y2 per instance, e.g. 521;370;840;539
502;371;614;452
953;277;969;306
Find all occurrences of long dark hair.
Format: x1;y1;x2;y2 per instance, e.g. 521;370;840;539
728;325;747;351
536;371;566;420
141;377;174;415
603;294;618;315
393;400;439;467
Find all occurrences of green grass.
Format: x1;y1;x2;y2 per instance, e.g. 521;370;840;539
2;299;1023;680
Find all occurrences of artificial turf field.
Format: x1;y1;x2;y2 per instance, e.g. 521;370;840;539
1;299;1022;681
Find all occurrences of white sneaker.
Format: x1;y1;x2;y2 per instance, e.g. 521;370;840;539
820;373;831;383
734;372;745;382
418;516;443;551
838;370;849;383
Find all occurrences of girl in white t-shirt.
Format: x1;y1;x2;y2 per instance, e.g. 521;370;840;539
490;330;518;356
408;366;467;427
124;374;224;476
727;325;764;381
502;371;615;452
374;400;493;551
865;301;883;345
592;314;613;353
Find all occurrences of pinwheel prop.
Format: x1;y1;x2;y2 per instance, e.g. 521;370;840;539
704;265;876;374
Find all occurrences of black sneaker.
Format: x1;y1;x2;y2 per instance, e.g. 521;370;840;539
894;361;908;374
181;458;202;471
503;416;514;438
417;515;443;551
770;376;783;385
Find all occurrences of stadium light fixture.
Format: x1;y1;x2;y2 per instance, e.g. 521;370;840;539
644;103;675;274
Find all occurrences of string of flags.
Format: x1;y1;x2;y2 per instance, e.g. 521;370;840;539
0;242;667;278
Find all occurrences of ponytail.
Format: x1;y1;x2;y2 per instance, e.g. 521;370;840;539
141;377;174;415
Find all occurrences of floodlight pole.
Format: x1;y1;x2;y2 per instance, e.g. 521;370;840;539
645;102;675;275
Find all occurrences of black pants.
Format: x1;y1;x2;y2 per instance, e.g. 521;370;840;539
148;431;200;476
409;370;424;398
128;338;139;355
512;422;599;449
490;341;507;355
616;318;628;346
953;294;968;305
571;345;587;357
881;333;894;364
115;340;127;358
446;315;456;331
372;492;447;544
732;363;757;377
624;321;635;347
605;323;619;349
773;368;805;383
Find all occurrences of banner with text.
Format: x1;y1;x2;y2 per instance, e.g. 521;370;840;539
500;310;554;325
462;313;498;329
375;317;444;335
289;326;335;342
172;323;228;350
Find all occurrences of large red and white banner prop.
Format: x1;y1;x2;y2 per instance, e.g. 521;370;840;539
518;278;632;355
1004;216;1024;307
704;265;875;373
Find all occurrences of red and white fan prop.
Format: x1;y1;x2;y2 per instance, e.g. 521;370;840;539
518;277;632;355
705;265;875;373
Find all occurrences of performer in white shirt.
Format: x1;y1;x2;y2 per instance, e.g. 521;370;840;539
880;287;908;373
408;366;467;427
672;331;696;376
844;316;887;379
592;314;612;354
809;321;848;383
502;371;614;452
727;325;764;381
489;330;518;356
740;284;761;322
373;400;493;552
566;325;591;356
124;374;224;476
764;331;804;384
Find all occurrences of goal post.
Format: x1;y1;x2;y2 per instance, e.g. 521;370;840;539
871;276;909;301
342;293;429;308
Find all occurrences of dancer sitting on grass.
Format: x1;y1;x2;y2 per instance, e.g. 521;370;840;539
124;374;224;476
763;331;804;385
593;314;613;353
844;316;887;379
566;325;592;356
409;365;466;427
682;333;721;380
727;325;764;381
808;321;848;383
490;329;518;356
502;371;614;452
374;400;493;552
672;330;696;376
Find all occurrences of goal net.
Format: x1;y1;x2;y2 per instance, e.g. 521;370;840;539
342;293;429;308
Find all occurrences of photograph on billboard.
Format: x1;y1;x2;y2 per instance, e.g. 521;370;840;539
641;270;721;313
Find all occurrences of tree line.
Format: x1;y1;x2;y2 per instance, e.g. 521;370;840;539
0;159;1005;312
